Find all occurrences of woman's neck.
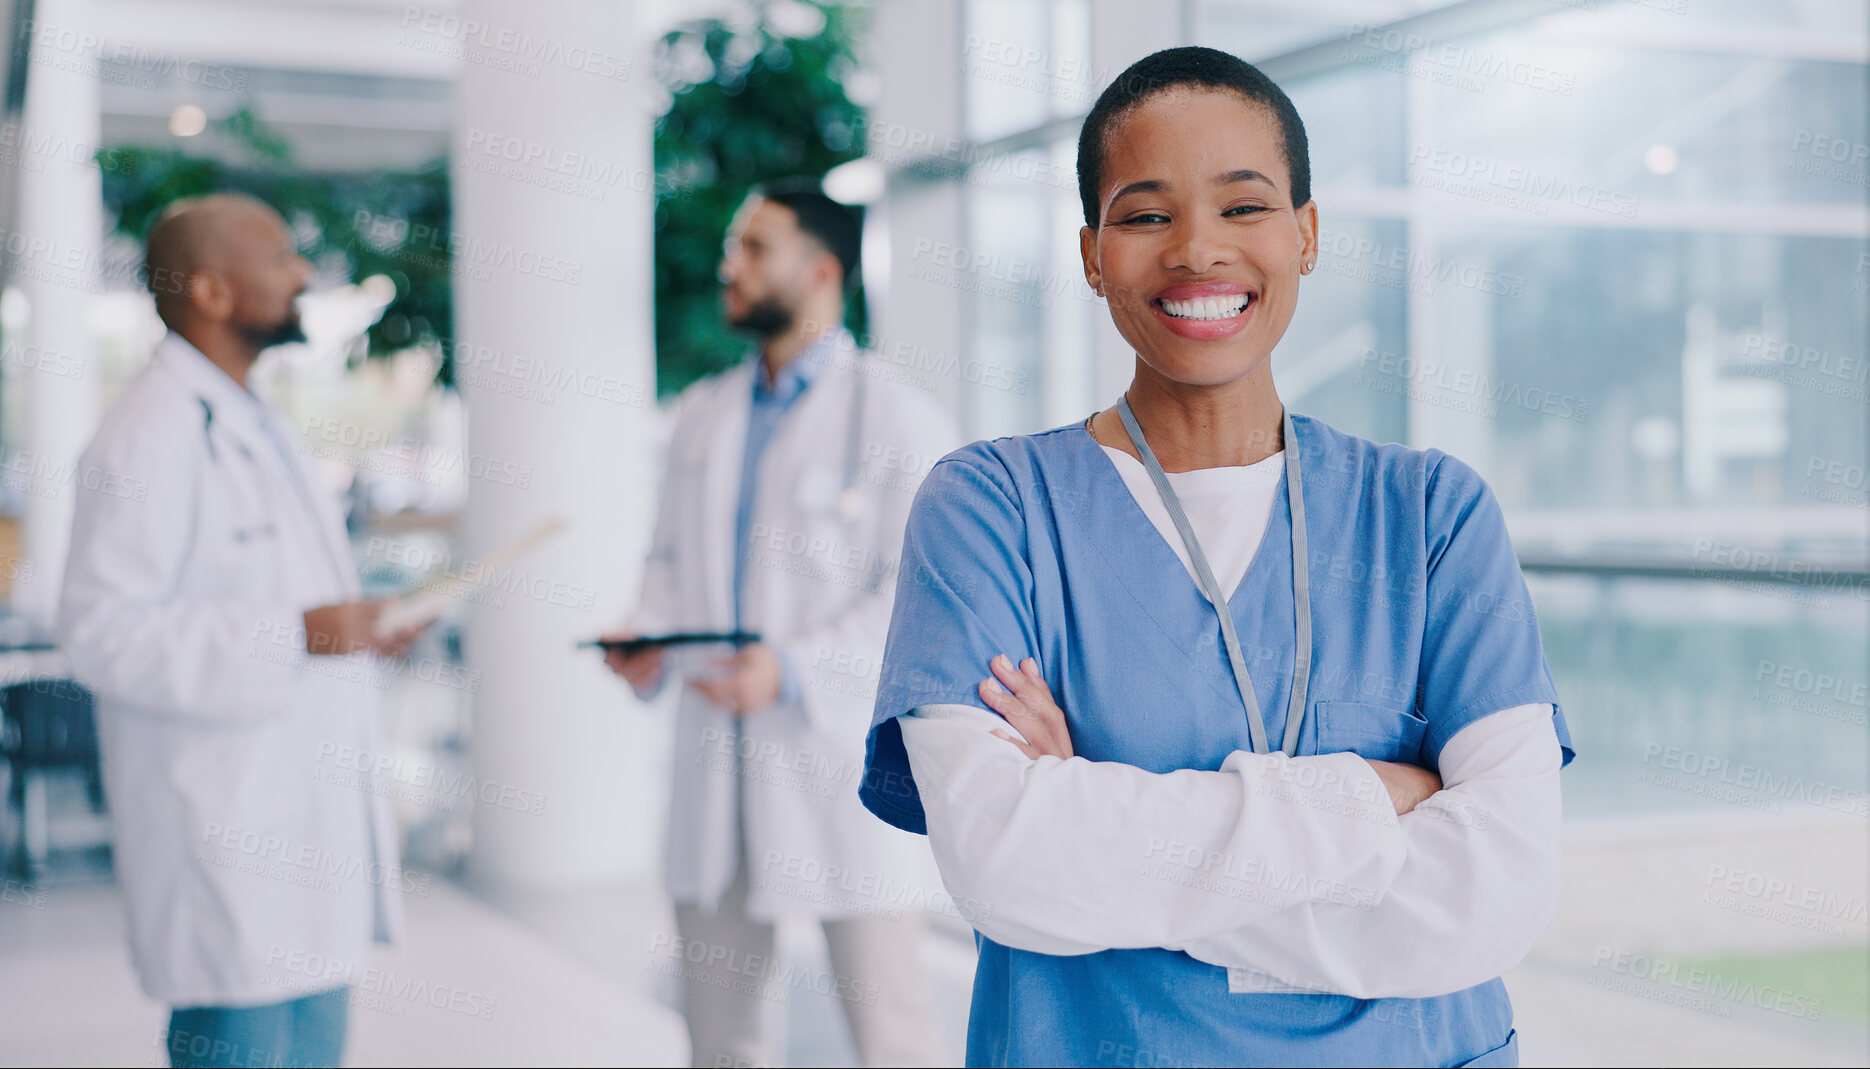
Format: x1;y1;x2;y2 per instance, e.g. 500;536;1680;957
1089;359;1285;472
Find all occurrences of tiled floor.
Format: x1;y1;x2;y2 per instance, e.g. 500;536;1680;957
2;806;1864;1068
0;875;687;1067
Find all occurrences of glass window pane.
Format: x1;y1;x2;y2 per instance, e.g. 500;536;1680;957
1278;216;1410;443
963;0;1052;142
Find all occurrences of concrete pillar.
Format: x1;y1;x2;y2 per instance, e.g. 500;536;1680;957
453;0;659;887
10;0;103;618
1085;0;1185;404
872;0;968;421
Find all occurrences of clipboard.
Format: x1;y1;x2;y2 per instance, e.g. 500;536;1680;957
373;517;567;638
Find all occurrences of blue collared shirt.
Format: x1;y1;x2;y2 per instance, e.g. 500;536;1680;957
732;329;849;700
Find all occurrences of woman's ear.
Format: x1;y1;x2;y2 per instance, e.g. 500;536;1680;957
1296;199;1319;275
1079;225;1102;297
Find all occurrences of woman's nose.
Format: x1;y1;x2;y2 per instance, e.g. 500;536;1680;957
1164;218;1233;274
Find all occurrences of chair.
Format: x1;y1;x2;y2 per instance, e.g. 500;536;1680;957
0;678;104;879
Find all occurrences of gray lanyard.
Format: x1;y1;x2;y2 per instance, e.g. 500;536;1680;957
1116;395;1312;756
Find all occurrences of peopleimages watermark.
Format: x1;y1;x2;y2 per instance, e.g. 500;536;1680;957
1316;227;1528;299
1690;539;1870;606
904;238;1087;310
0;228;135;295
958;35;1101;108
1788;129;1869;187
18;18;249;94
448;334;649;409
0;120;137;176
1638;742;1868;817
1143;836;1381;910
349;209;584;286
806;643;887;702
360;535;597;617
1798;455;1868;509
646;931;882;1006
1704;864;1865;938
1589;945;1824;1021
745;521;899;593
1338;24;1578;96
461;128;674;204
1;452;149;504
396;7;632;82
796;320;1031;398
196;822;432;896
300;412;536;490
692;727;863;801
1250;757;1402;828
264;945;498;1020
1752;659;1868;726
1410;145;1640;219
1738;332;1867;404
2;338;88;380
315;741;543;815
756;850;995;925
1357;348;1591;423
1;876;47;910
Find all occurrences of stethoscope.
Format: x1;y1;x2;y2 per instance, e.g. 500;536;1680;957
1116;395;1313;757
200;397;280;545
198;394;352;587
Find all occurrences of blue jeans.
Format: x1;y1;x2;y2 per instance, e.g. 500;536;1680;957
167;987;349;1068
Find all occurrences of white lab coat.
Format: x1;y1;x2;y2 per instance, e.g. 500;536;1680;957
57;333;402;1008
631;346;960;920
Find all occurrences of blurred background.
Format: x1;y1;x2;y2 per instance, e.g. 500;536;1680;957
0;0;1864;1065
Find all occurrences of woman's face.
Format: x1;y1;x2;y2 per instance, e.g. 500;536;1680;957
1080;88;1317;388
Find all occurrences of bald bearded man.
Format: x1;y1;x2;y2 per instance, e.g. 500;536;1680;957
58;194;424;1068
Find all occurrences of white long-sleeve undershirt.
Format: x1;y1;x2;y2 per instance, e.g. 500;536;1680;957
900;702;1560;998
1191;702;1562;998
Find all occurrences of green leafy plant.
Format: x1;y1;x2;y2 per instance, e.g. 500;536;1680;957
652;0;869;397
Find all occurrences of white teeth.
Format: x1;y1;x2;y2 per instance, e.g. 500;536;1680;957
1160;294;1250;320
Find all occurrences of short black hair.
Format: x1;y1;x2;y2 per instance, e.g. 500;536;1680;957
1076;46;1311;229
756;180;863;288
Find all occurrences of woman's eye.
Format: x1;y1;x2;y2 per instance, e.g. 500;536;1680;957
1224;204;1268;217
1119;212;1169;225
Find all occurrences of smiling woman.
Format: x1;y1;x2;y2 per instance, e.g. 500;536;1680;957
861;46;1576;1068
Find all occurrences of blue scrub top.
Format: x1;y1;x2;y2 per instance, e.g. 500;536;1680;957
862;413;1572;1068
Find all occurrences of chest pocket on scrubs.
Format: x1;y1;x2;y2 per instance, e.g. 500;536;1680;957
1309;700;1428;764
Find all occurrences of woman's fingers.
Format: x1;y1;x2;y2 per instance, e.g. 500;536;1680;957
978;676;1024;717
1018;656;1049;689
982;666;1046;733
991;729;1042;760
980;654;1074;761
989;654;1032;696
990;654;1058;708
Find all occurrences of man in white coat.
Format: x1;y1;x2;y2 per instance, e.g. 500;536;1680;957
58;194;423;1068
604;184;957;1067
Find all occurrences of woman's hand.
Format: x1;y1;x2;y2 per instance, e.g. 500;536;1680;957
978;654;1074;760
1366;759;1443;815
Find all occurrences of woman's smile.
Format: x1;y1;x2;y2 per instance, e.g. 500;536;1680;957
1152;279;1258;340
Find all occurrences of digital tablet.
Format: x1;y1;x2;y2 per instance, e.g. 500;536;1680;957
578;631;761;656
